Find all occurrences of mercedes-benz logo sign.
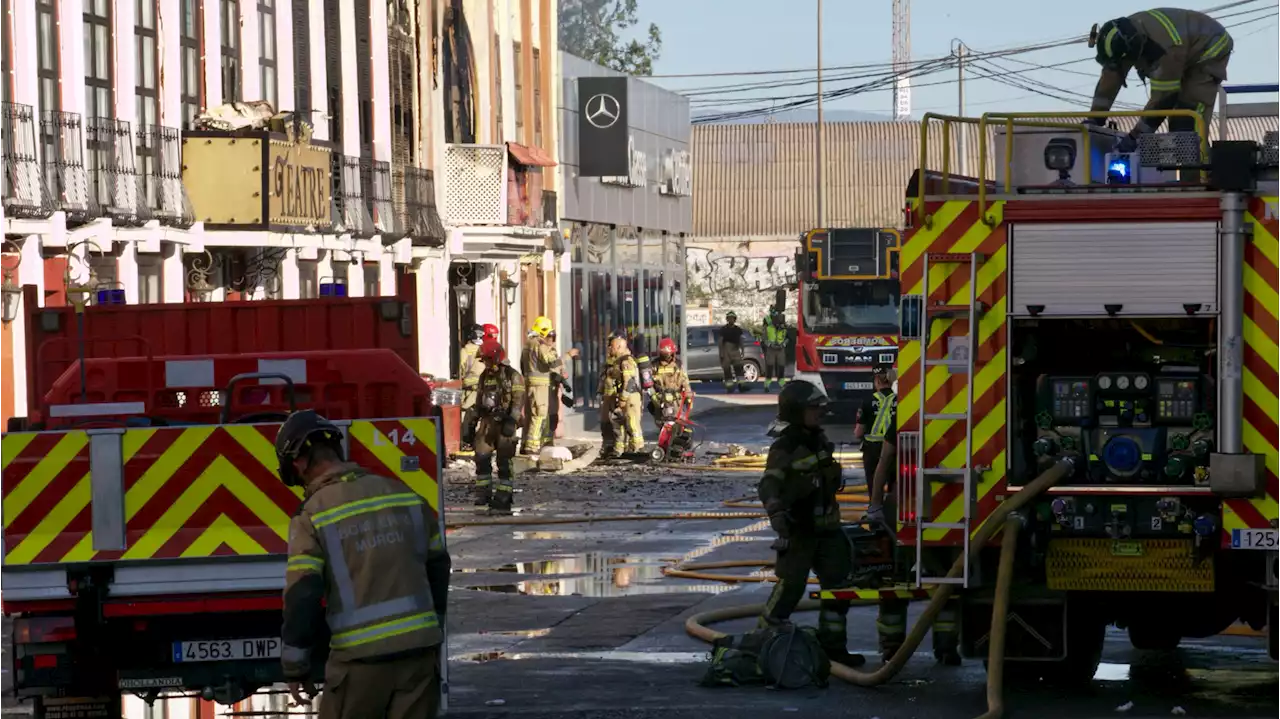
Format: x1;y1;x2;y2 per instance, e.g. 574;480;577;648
585;93;621;129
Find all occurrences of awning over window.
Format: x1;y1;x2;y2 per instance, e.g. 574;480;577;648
506;142;557;168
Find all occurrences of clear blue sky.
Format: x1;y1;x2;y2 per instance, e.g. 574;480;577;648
631;0;1279;119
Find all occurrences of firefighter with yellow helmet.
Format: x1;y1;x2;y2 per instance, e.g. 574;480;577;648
520;316;579;456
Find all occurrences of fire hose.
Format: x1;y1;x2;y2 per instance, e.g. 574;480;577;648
681;458;1074;719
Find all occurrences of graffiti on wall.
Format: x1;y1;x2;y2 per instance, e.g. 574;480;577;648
686;247;796;294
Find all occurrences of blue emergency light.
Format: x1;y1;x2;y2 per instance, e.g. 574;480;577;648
319;282;347;297
1106;154;1133;185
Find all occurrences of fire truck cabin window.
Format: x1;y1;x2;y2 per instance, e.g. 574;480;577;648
803;278;901;335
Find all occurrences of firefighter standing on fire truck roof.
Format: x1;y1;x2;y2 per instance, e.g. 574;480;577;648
278;410;451;719
719;311;750;393
758;380;866;667
520;316;579;457
459;323;499;449
473;339;526;515
649;337;692;425
1087;7;1232;153
602;334;647;458
763;309;789;392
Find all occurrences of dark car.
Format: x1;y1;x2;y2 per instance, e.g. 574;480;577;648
684;325;772;382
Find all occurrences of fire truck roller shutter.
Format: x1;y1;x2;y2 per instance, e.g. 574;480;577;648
1009;222;1218;317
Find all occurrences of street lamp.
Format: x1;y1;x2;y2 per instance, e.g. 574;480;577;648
186;250;216;303
1;269;21;323
501;275;519;307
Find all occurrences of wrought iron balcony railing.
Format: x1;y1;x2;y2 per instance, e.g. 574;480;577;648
137;124;195;227
400;166;446;245
87;117;145;224
332;155;373;237
360;158;400;237
40;110;96;220
2;102;52;218
541;189;558;227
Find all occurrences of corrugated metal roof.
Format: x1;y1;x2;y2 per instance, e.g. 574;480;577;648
692;115;1277;238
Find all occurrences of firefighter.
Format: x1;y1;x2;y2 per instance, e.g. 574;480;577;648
520;316;580;456
649;337;692;425
277;410;451;719
719;311;750;393
459;323;498;449
762;309;790;392
603;334;646;457
473;339;525;515
1087;8;1232;153
758;380;865;667
855;367;897;520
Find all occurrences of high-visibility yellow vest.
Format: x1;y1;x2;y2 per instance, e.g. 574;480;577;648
866;391;897;442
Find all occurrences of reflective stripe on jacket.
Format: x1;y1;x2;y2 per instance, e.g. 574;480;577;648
866;391;897;442
653;361;691;396
522;338;563;387
460;343;484;389
282;464;449;675
758;428;843;532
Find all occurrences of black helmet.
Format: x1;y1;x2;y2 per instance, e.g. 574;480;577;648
726;311;738;322
470;323;486;342
275;410;345;486
776;380;828;426
1092;17;1141;69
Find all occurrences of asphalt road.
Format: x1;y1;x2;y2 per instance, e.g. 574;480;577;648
439;463;1279;719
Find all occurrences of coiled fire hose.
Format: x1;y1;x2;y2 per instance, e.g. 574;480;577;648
682;457;1074;719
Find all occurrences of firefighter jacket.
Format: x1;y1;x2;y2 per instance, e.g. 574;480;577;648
521;337;565;388
652;358;691;401
764;320;788;347
477;363;526;420
604;352;641;398
758;426;843;533
1091;8;1231;123
460;343;485;390
282;463;451;678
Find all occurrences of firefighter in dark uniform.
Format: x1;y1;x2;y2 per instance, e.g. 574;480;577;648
719;311;749;392
278;410;451;719
458;323;498;449
473;339;525;515
762;309;789;392
758;380;866;667
862;370;961;666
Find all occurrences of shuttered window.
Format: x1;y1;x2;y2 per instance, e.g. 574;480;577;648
258;0;277;108
220;0;241;103
292;0;310;114
180;0;203;127
323;0;342;144
354;0;372;153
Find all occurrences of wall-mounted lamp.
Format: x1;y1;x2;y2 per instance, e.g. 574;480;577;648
187;250;217;303
1;267;21;324
501;274;519;308
453;261;474;313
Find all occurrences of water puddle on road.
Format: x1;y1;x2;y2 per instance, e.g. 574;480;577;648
452;552;742;597
455;650;709;664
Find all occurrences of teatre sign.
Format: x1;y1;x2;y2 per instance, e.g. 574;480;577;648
268;142;332;229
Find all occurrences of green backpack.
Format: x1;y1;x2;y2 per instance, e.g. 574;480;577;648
699;625;831;690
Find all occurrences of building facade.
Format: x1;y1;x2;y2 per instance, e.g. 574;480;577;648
0;0;563;428
556;52;691;432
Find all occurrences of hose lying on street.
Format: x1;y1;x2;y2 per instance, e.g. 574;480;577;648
683;457;1074;719
446;511;767;528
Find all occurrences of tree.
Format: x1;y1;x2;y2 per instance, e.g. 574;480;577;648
559;0;662;76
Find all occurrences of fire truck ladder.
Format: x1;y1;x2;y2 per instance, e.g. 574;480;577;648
915;251;986;588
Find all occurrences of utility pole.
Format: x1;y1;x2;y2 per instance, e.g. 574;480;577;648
816;0;825;227
955;40;967;176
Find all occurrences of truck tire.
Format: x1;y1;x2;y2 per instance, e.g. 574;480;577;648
1127;622;1182;652
989;602;1106;688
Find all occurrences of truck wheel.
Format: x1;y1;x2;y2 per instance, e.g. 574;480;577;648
1128;622;1181;652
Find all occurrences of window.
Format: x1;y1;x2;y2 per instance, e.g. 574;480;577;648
180;0;203;127
1;0;12;105
291;0;310;114
36;1;59;115
221;0;241;103
512;41;523;141
354;0;372;152
84;1;113;120
801;279;902;335
137;254;164;304
363;262;380;296
258;0;277;107
492;33;502;139
532;48;542;148
323;0;342;143
136;0;160;205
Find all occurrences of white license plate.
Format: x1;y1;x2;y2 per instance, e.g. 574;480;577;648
842;382;873;391
173;637;281;663
1230;528;1278;550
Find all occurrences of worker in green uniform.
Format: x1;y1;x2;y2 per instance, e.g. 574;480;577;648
473;339;525;515
1088;7;1232;152
757;380;866;667
719;311;750;393
603;334;646;458
458;323;498;449
520;316;579;457
762;309;789;392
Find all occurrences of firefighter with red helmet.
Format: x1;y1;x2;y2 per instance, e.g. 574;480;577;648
459;323;499;449
649;337;692;425
473;339;525;515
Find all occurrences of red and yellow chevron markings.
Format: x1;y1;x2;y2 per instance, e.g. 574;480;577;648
1224;196;1280;544
899;200;1009;545
347;419;442;514
3;431;92;565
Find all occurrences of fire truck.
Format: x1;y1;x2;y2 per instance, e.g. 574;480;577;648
793;227;902;413
889;87;1280;681
1;286;450;716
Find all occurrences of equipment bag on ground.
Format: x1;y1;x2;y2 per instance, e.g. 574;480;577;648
699;625;830;690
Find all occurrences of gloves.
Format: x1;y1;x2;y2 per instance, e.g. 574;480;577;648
1115;133;1139;154
1085;116;1107;127
864;504;887;525
560;394;574;408
501;417;518;438
768;511;792;539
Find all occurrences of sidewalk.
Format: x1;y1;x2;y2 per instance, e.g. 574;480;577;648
687;385;776;421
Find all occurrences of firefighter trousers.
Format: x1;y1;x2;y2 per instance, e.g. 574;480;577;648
608;392;645;454
474;415;517;510
460;386;479;447
599;395;618;455
319;646;441;719
764;346;787;385
760;530;854;654
877;596;959;661
522;382;551;454
719;343;745;388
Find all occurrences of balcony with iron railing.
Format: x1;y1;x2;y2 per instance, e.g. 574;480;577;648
541;188;558;227
360;158;400;238
136;124;195;227
40;110;96;221
2;102;52;218
332;155;373;237
86;117;145;225
400;166;447;245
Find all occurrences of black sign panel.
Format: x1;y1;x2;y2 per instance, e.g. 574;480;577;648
806;228;900;278
577;77;630;177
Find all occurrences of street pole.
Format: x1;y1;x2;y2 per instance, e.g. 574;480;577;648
956;40;967;176
816;0;825;227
